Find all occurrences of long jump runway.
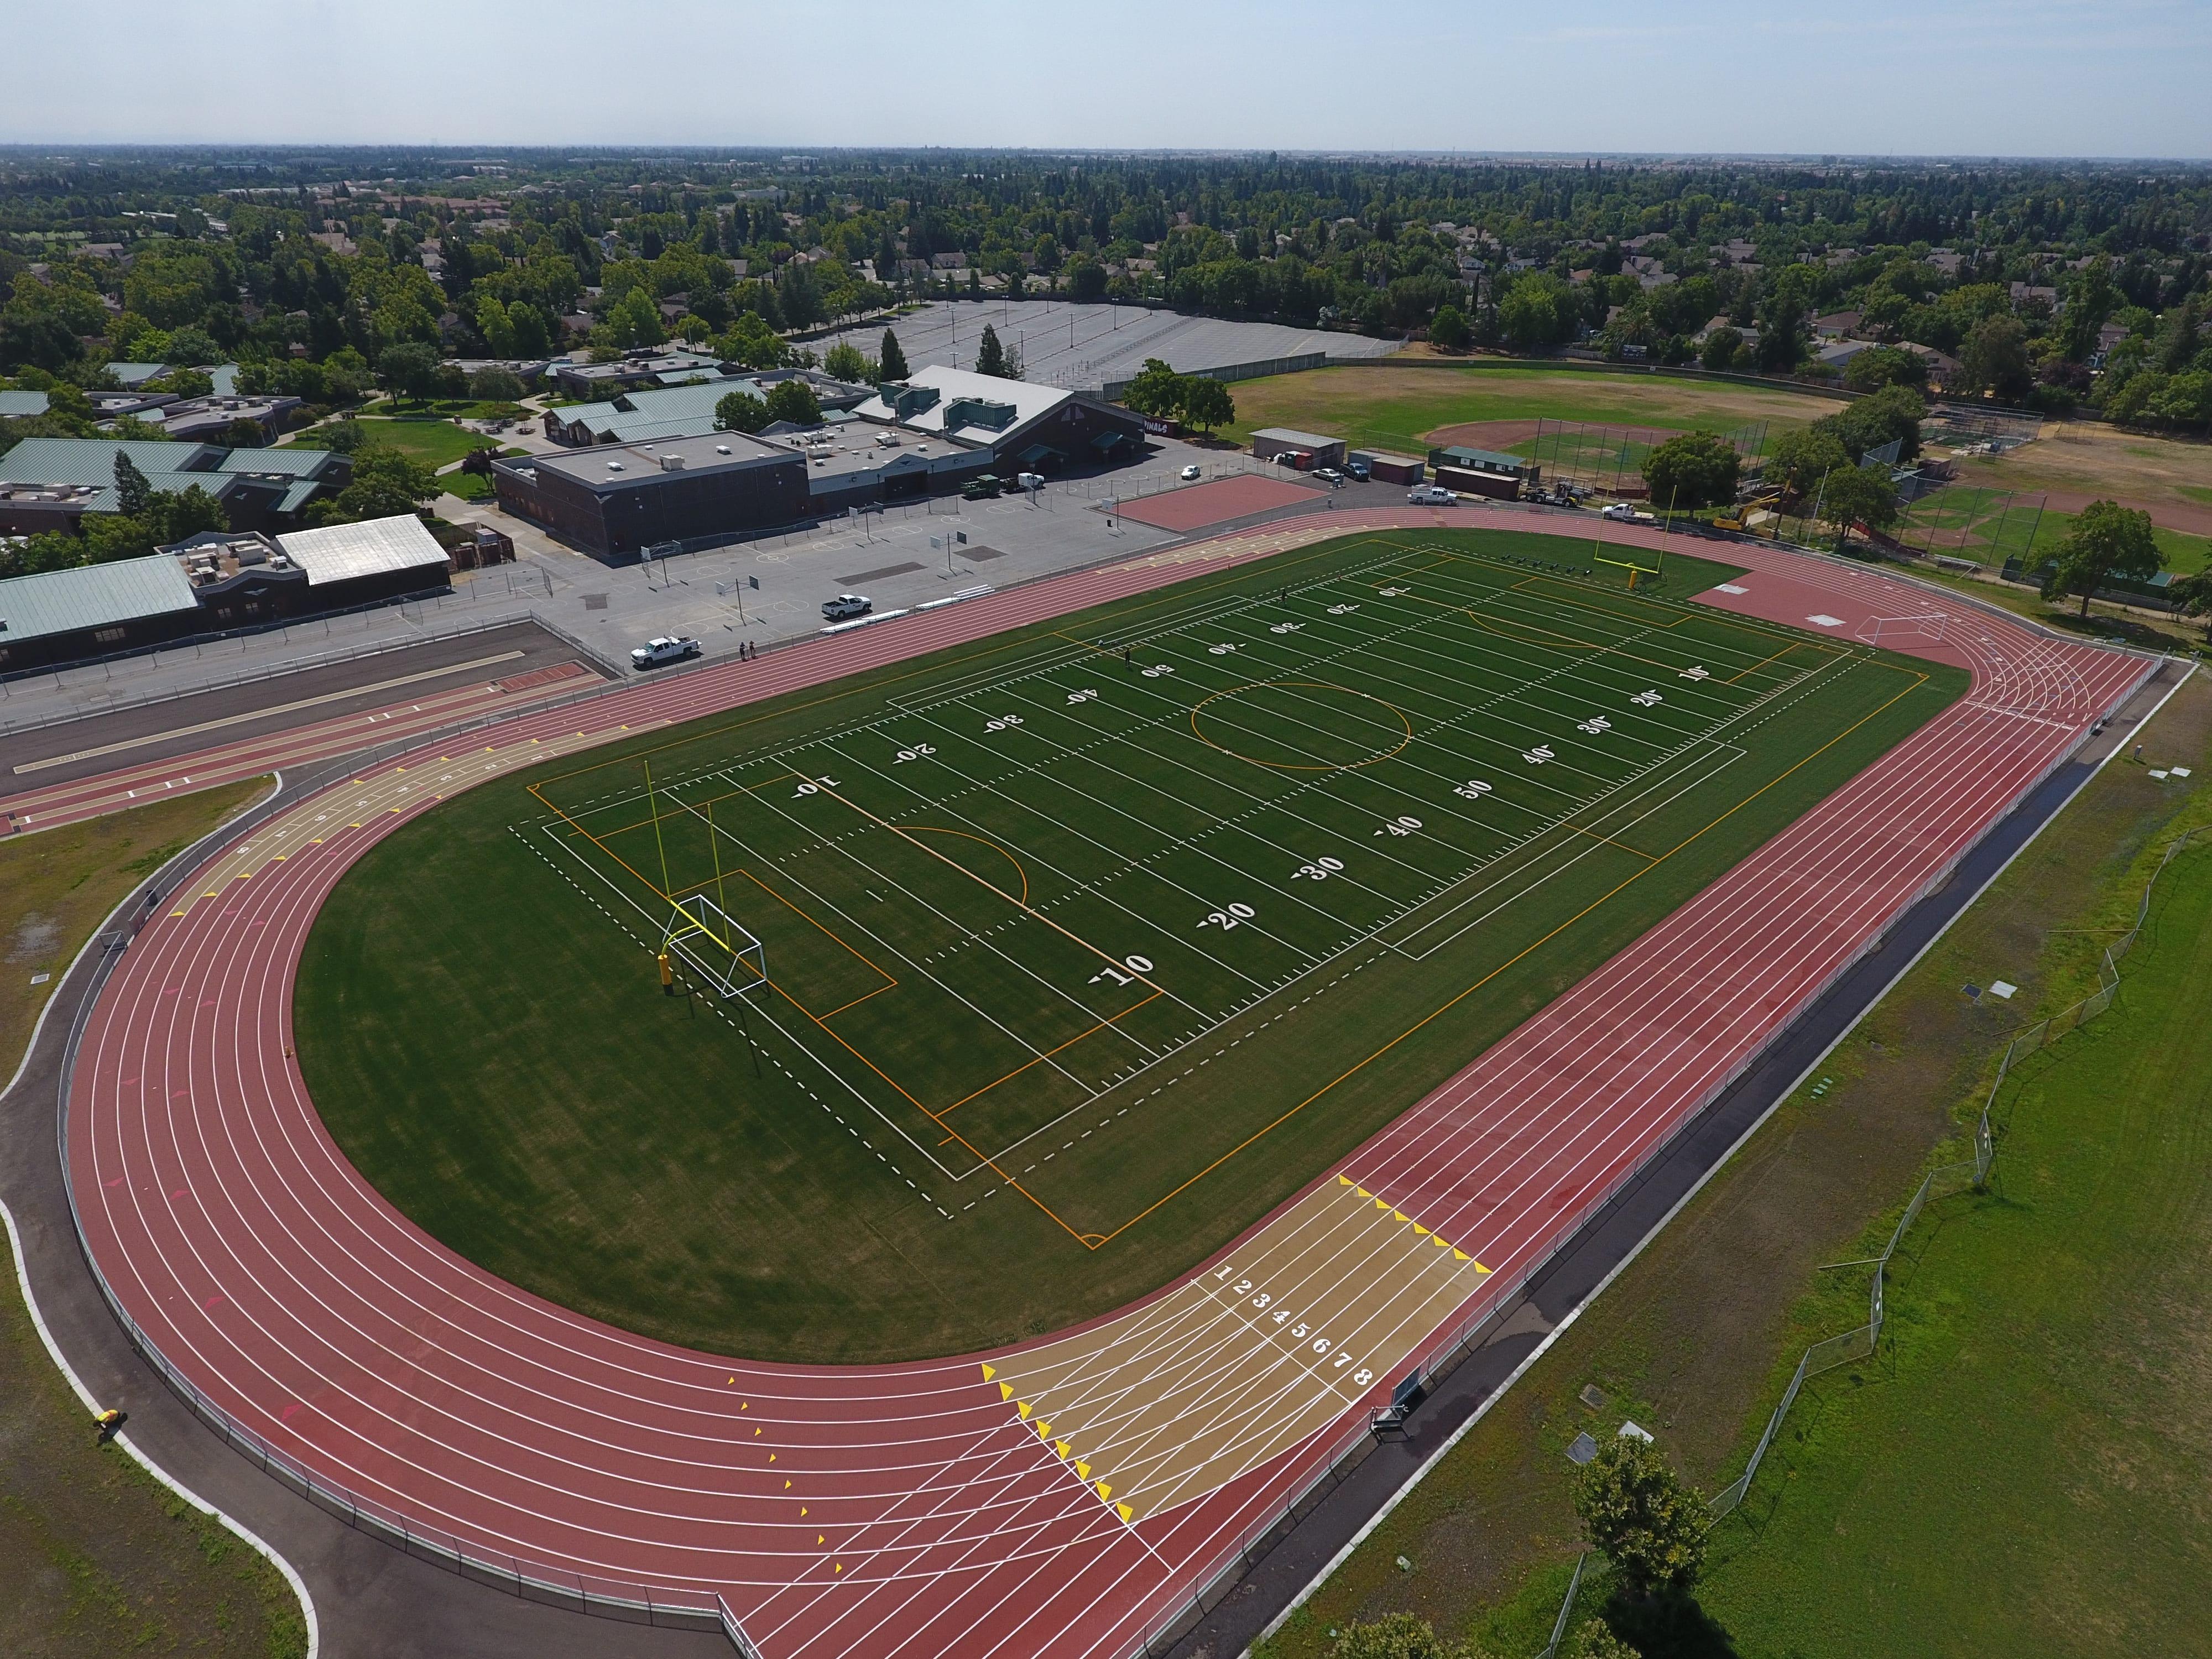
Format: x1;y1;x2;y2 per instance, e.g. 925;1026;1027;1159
64;510;2152;1657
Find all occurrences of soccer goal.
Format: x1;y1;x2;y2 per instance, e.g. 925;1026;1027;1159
1857;611;1948;648
660;893;766;999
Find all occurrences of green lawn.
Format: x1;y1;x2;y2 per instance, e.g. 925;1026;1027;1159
0;779;304;1659
438;469;493;501
294;529;1963;1364
1891;488;2212;575
1260;677;2212;1659
1222;364;1832;459
289;418;497;469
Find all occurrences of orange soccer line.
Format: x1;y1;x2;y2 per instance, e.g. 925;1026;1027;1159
1091;664;1933;1248
939;992;1164;1117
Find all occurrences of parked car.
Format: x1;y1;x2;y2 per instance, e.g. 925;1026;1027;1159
1313;467;1344;486
1345;460;1371;481
630;635;701;670
1179;463;1203;481
1407;484;1457;505
821;594;873;622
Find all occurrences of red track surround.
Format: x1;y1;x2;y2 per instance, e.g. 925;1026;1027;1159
65;512;2151;1657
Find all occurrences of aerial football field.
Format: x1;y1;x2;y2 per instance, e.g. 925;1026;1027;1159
296;528;1964;1361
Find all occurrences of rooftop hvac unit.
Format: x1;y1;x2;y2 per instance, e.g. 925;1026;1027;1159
661;453;687;471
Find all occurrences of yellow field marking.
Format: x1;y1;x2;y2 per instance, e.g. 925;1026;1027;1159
1083;663;1933;1249
1563;822;1658;862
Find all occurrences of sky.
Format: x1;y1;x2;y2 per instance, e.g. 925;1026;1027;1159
5;0;2208;160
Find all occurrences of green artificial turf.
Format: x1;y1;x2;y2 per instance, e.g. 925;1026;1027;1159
295;529;1964;1363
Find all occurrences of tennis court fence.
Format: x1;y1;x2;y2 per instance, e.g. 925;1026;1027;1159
1707;818;2211;1522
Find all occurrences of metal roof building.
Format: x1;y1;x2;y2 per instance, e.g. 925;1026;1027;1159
0;389;51;418
0;556;200;650
0;439;346;524
276;514;452;586
544;375;765;447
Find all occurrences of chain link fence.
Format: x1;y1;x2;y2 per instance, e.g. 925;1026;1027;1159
1707;820;2211;1523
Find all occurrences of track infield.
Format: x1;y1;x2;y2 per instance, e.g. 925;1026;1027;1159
293;528;1964;1363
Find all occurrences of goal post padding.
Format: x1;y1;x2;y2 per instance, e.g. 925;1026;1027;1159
661;893;766;998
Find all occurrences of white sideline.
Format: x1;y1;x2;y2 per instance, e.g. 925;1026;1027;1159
1248;658;2195;1653
0;773;318;1659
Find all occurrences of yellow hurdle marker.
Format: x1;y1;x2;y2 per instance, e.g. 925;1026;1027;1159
979;1363;996;1382
1075;1460;1091;1479
999;1382;1014;1401
1016;1400;1031;1420
1117;1503;1135;1524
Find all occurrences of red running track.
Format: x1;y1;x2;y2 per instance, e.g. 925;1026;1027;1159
66;513;2151;1657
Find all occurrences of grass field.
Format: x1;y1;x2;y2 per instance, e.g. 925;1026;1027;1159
2;778;271;1067
1222;364;1832;459
295;528;1964;1363
0;778;302;1659
285;417;498;469
1259;677;2212;1659
1948;420;2212;535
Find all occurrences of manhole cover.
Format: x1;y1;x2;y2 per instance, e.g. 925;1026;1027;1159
1567;1432;1598;1465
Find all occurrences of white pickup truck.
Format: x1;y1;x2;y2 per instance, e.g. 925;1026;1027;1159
630;635;702;669
1601;503;1658;525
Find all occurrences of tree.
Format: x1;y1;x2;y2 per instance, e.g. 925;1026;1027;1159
144;483;227;547
763;378;822;428
823;340;875;383
1820;383;1926;463
1498;273;1576;349
1961;315;2033;403
1818;462;1901;550
714;387;770;432
878;327;910;382
1764;426;1850;500
316;446;437;524
2041;499;2164;615
1428;304;1470;352
468;365;527;403
1180;376;1234;435
1564;1618;1641;1659
222;417;267;451
973;322;1009;378
720;311;789;370
1641;431;1741;512
1698;326;1744;372
1843;346;1927;393
1066;256;1107;305
0;311;84;374
1572;1436;1707;1603
1120;358;1185;419
375;341;442;405
2166;568;2212;638
114;450;153;518
599;285;666;350
1326;1612;1498;1659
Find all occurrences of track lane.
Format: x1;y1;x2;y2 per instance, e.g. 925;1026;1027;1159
65;514;2153;1656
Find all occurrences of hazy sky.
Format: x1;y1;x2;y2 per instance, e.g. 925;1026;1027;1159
7;0;2208;159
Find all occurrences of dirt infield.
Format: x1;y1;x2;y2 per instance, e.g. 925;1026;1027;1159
1113;473;1327;531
